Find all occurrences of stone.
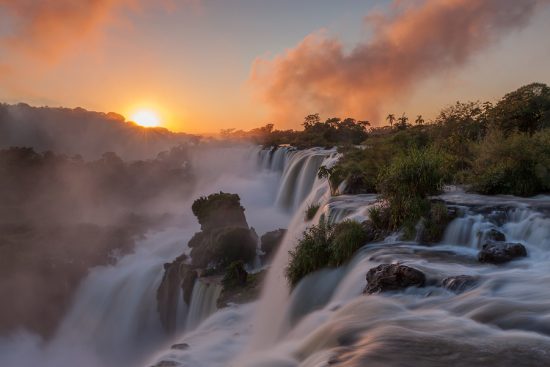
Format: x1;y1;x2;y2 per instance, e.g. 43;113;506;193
364;264;426;294
478;242;527;264
485;229;506;242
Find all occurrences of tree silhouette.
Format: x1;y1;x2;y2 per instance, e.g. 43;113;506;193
386;114;396;127
396;113;409;130
415;115;425;125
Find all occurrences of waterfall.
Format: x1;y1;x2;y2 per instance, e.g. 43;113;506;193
185;280;223;331
148;186;550;366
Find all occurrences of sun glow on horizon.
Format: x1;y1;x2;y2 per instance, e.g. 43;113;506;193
130;109;161;127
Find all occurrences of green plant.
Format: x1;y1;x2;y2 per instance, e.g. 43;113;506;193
377;148;445;233
285;219;369;287
305;203;320;221
469;130;550;196
329;220;369;266
222;261;248;289
286;220;332;287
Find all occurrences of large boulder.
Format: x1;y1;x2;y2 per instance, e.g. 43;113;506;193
478;242;527;264
364;264;426;294
260;228;286;262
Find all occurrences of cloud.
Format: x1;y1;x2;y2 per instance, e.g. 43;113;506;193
250;0;547;126
0;0;140;60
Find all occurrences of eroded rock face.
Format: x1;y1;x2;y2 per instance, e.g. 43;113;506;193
364;264;426;294
260;228;286;262
156;255;197;334
478;242;527;264
441;275;478;293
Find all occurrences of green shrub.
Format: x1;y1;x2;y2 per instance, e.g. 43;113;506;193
222;261;248;289
286;220;332;287
305;203;320;221
285;219;368;287
377;148;445;233
329;220;370;266
469;130;550;196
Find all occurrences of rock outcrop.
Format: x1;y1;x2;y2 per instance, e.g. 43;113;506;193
364;264;426;294
478;242;527;264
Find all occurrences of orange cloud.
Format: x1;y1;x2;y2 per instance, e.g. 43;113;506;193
0;0;143;60
250;0;547;127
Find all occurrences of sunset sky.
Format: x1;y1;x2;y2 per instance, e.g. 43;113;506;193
1;0;550;133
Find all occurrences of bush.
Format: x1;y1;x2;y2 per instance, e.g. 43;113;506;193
222;261;248;289
285;219;368;287
329;220;370;266
469;130;550;196
377;148;445;234
305;203;320;221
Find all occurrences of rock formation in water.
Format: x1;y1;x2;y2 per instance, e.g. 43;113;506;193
364;264;426;294
157;192;259;333
478;242;527;264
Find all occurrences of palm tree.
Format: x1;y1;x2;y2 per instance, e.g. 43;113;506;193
386;114;396;127
415;115;425;125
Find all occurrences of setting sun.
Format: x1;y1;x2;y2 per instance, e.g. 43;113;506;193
130;109;161;127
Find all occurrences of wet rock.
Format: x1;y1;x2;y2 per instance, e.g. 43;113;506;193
260;228;286;262
364;264;426;294
171;343;190;350
441;275;478;293
485;229;506;242
478;242;527;264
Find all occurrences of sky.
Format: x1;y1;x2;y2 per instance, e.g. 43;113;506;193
0;0;550;133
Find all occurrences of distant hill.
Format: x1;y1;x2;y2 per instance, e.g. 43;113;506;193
0;103;199;160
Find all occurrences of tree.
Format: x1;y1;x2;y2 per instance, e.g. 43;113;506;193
386;114;396;127
395;114;410;130
415;115;425;125
303;113;321;129
488;82;550;135
317;165;337;195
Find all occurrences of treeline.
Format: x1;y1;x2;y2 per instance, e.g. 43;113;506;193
221;115;370;148
0;145;195;336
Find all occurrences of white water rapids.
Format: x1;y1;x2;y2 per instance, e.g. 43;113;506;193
1;145;550;367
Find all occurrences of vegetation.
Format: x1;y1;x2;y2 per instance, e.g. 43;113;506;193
221;114;370;149
285;219;368;287
281;83;550;286
222;261;248;289
0;145;194;336
191;192;244;229
305;203;321;221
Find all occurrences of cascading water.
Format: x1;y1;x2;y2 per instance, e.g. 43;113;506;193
0;144;327;367
4;144;549;367
185;280;223;331
148;161;550;366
